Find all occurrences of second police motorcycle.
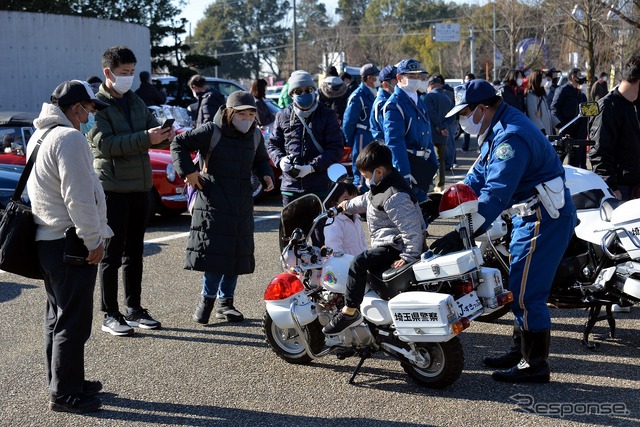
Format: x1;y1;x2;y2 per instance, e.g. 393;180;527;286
261;164;512;389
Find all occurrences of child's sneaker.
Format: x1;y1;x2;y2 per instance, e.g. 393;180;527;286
322;310;363;334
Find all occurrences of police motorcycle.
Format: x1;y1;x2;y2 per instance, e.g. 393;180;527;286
473;102;640;348
261;164;513;389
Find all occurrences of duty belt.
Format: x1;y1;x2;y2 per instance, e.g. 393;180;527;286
506;195;540;217
407;148;429;158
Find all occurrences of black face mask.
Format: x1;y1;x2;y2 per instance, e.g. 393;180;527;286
574;77;586;85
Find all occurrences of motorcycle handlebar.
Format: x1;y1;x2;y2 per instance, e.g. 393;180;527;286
548;135;591;147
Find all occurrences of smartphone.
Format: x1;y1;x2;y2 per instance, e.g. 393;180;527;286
162;118;175;128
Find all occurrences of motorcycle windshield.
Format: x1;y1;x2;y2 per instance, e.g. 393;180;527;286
279;194;324;252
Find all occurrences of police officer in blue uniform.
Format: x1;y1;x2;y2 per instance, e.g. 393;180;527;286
432;79;577;384
342;63;380;190
382;59;438;202
370;65;397;141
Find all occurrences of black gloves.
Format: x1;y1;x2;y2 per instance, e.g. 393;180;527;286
430;230;464;255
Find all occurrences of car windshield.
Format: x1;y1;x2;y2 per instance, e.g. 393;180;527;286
1;126;27;156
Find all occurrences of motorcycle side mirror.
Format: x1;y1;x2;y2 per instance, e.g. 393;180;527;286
327;164;348;184
579;102;599;117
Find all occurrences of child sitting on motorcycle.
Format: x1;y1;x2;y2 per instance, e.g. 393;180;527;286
323;182;368;256
322;141;426;334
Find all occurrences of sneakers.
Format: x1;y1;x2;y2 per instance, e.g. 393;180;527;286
215;298;244;322
125;307;162;329
102;312;134;336
83;380;103;396
49;394;102;413
322;310;363;335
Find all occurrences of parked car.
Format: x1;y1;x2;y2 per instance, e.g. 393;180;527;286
266;86;283;101
0;111;186;219
148;105;193;135
0;163;25;209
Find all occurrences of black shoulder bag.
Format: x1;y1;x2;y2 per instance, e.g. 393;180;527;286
0;126;57;280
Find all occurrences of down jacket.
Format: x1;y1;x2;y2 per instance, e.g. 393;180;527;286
89;84;162;193
171;109;274;274
267;103;343;195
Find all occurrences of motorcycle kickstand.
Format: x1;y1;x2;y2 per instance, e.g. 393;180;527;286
582;305;601;349
348;349;371;384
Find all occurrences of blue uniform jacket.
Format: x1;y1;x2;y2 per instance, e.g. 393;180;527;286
464;102;566;233
382;86;436;179
342;83;376;150
370;88;391;141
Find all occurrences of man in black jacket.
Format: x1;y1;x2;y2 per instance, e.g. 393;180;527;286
551;68;588;168
589;56;640;201
188;74;225;128
135;71;166;106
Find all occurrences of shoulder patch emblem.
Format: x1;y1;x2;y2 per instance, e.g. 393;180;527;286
495;143;515;160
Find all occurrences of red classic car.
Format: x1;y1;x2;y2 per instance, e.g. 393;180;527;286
0;111;186;218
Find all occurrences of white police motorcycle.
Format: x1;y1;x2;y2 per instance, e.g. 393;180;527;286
261;164;512;388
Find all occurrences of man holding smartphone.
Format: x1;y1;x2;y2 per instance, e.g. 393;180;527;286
88;46;174;336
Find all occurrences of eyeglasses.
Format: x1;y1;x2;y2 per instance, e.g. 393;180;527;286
292;87;315;96
80;104;97;115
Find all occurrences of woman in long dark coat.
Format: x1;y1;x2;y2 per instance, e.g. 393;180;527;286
171;91;274;323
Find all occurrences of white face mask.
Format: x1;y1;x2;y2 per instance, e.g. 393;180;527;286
399;78;420;93
110;71;134;94
418;80;430;93
516;78;523;86
373;79;381;88
365;170;378;187
602;76;608;82
459;106;484;135
232;115;254;133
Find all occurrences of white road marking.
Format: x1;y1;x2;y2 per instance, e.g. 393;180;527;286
143;214;280;245
1;214;282;274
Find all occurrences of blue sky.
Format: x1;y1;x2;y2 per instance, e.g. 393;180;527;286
178;0;340;36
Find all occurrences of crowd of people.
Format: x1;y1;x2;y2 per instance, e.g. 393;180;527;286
24;44;640;413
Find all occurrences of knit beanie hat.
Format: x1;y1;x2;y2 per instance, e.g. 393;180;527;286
288;70;317;95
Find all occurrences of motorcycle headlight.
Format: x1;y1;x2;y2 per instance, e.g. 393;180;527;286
165;163;176;183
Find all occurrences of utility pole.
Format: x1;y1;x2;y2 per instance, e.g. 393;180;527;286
469;26;475;75
492;3;497;81
293;0;298;70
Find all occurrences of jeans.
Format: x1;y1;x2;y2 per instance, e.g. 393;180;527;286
202;272;238;299
345;246;401;308
99;191;150;314
38;239;97;396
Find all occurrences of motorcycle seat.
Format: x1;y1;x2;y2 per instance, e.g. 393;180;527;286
367;261;419;300
600;198;625;222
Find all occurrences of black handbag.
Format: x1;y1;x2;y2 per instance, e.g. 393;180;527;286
0;127;56;280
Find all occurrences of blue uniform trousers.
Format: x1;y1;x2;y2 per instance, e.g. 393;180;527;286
508;191;576;332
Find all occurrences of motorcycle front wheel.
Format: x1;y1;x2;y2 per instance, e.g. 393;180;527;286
401;337;464;389
262;311;325;365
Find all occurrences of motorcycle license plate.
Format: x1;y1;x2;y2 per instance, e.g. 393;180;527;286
454;292;483;318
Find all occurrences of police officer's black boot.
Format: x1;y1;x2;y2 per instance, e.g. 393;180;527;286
192;296;216;324
215;298;244;322
491;329;551;384
482;324;522;369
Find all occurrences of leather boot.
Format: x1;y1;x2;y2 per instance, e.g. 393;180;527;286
192;296;216;324
215;298;244;322
492;329;551;384
483;324;522;369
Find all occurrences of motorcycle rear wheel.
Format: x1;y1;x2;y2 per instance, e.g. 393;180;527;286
401;337;464;389
262;311;325;365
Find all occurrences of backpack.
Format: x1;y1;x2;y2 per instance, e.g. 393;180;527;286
187;126;262;214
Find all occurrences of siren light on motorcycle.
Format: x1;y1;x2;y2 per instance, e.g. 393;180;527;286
439;183;479;219
264;273;305;301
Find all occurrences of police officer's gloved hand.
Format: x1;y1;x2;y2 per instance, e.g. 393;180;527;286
404;174;417;187
295;164;314;178
279;157;292;172
430;230;464;255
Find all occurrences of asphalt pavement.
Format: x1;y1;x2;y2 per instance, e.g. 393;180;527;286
1;137;639;426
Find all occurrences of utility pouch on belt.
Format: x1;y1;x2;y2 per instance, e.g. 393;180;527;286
534;176;565;219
